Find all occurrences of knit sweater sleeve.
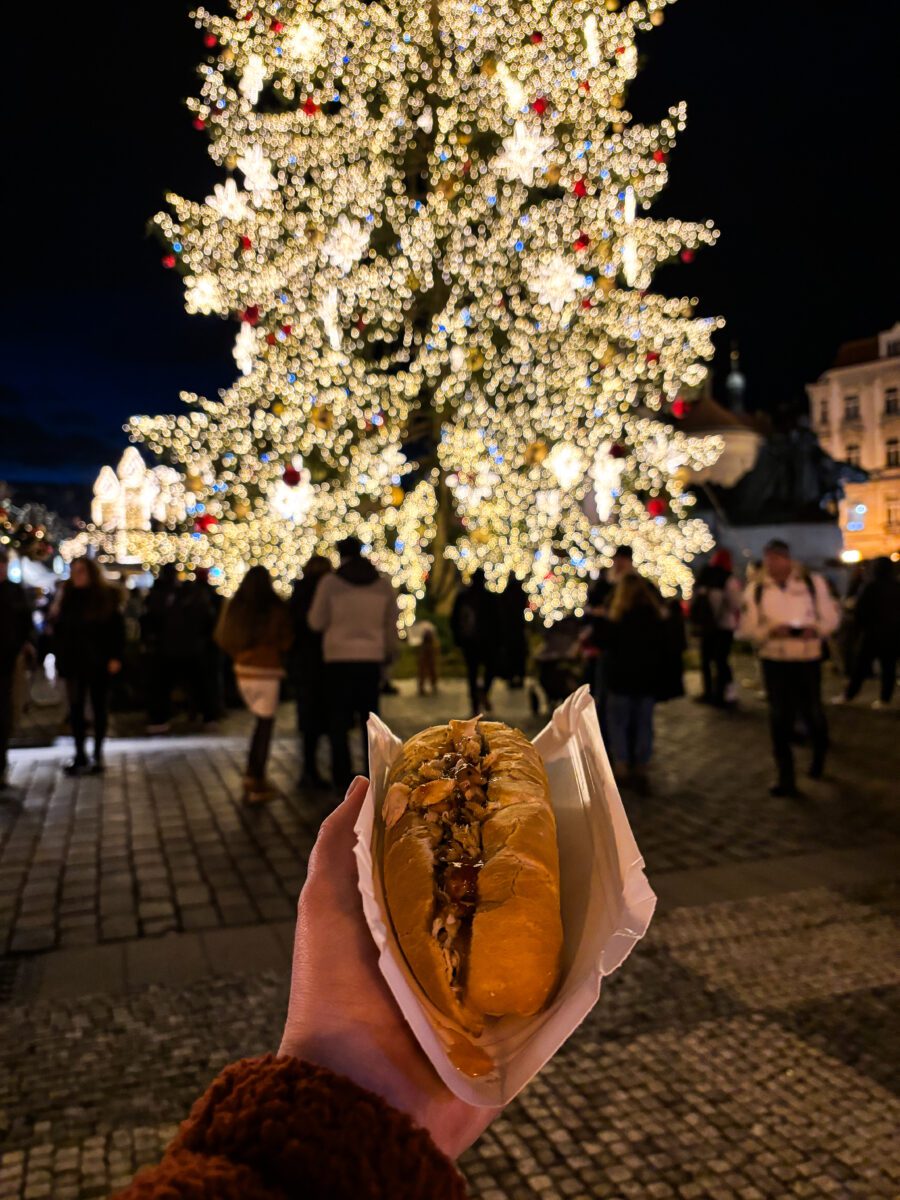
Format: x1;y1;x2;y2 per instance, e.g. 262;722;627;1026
112;1054;468;1200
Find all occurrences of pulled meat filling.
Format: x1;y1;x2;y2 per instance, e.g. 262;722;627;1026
407;728;497;989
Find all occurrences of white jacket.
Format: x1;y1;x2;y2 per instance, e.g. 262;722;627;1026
739;568;840;662
308;567;400;664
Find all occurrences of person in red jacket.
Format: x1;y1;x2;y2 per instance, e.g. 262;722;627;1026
114;778;499;1199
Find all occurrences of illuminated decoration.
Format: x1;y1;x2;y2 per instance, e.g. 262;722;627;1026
83;0;722;620
591;443;626;523
269;456;315;521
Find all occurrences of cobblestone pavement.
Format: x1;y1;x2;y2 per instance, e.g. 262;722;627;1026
1;676;899;1198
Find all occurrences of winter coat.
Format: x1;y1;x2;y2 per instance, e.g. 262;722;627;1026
308;558;400;664
53;586;125;679
691;565;743;633
739;568;840;662
112;1054;466;1200
593;606;668;697
854;574;900;649
450;584;500;650
289;573;328;678
215;600;293;672
0;580;32;673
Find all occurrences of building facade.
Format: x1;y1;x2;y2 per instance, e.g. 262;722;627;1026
808;323;900;560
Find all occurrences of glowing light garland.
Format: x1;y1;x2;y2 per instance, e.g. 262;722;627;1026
74;0;723;621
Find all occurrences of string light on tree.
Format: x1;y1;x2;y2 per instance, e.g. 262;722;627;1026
83;0;722;619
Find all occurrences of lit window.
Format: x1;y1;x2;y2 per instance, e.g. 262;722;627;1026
887;438;900;468
844;394;860;421
887;497;900;527
819;398;829;424
885;387;900;416
846;443;861;467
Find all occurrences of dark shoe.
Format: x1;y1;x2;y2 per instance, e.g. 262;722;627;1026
769;781;801;798
88;760;105;776
64;759;89;777
808;761;825;781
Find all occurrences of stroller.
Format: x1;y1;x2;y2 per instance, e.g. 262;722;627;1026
529;615;586;716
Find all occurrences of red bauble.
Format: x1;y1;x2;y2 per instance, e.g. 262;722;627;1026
680;249;695;263
282;467;301;487
530;31;543;43
579;81;591;92
242;305;260;324
610;443;627;459
581;299;592;310
646;498;666;518
672;397;687;418
615;45;626;55
573;178;588;198
653;150;667;163
271;19;284;32
192;117;206;130
203;33;217;48
161;254;177;269
531;97;548;115
646;351;660;363
266;332;277;345
302;97;320;115
194;514;218;533
242;11;254;21
281;324;292;335
240;235;253;251
574;232;590;250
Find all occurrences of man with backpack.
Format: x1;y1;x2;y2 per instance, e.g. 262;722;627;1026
690;549;743;707
739;538;840;797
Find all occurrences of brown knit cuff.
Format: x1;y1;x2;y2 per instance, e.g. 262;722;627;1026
170;1053;468;1200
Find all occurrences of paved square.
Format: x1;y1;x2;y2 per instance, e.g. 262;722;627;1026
1;676;898;1197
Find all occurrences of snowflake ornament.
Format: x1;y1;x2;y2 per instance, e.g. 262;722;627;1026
269;457;315;522
206;178;251;221
233;322;258;375
284;19;324;67
323;214;370;274
527;254;585;312
546;441;586;490
237;145;276;200
494;121;556;186
590;444;626;523
184;273;223;314
239;54;267;104
320;286;342;349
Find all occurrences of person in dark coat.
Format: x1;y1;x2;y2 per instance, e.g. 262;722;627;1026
290;555;332;787
450;570;502;716
842;557;900;706
593;573;667;788
140;563;181;733
0;549;33;791
498;576;529;688
52;557;124;776
171;568;224;726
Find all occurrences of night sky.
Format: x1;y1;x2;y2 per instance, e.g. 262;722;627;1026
2;0;898;487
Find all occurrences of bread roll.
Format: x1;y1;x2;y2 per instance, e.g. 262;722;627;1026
380;718;562;1034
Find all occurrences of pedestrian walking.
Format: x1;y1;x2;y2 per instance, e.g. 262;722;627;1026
739;538;840;796
289;554;332;787
451;569;501;715
841;557;900;707
0;549;33;792
593;573;667;790
583;545;644;739
172;568;223;726
691;549;743;707
140;563;181;733
52;557;124;776
498;576;529;688
215;567;292;803
308;537;399;793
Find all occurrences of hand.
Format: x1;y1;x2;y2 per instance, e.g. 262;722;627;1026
108;659;122;675
279;778;502;1159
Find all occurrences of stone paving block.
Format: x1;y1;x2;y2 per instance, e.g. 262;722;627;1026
125;932;208;990
36;944;127;1000
201;925;285;977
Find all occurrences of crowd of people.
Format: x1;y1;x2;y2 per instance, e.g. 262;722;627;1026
1;538;898;802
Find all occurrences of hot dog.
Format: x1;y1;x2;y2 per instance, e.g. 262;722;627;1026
380;717;563;1035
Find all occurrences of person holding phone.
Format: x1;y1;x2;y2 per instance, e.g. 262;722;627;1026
739;539;840;797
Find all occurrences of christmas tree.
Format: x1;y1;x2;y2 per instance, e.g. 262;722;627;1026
123;0;722;621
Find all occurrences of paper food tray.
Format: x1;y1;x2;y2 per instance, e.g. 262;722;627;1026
353;685;656;1107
